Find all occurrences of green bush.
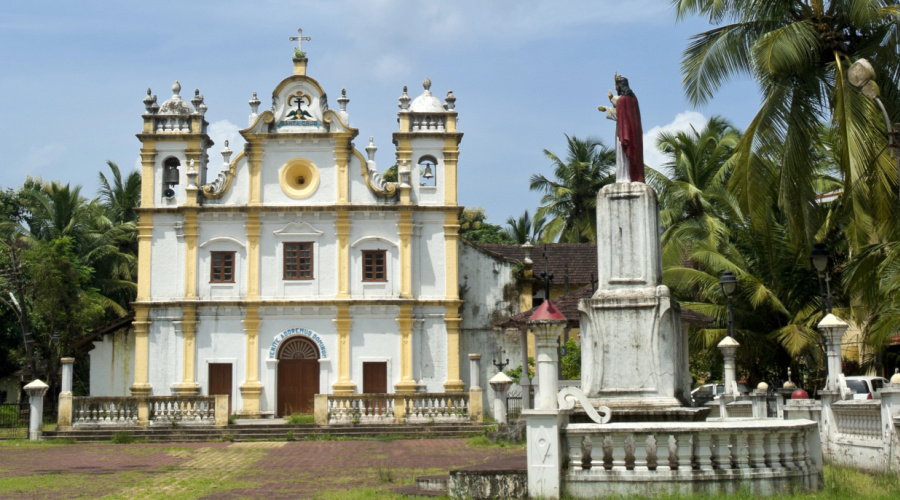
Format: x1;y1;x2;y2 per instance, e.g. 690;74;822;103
112;432;134;444
286;413;314;424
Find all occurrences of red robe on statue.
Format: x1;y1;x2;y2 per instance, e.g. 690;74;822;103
615;95;644;183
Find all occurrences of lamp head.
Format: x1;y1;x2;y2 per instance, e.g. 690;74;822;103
719;271;738;297
810;243;829;274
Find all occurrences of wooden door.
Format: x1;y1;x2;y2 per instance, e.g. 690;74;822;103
278;359;319;415
208;363;232;415
363;362;388;393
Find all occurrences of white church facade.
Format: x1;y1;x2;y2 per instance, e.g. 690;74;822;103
89;48;473;417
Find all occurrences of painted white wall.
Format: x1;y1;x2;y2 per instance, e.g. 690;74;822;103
259;214;337;299
259;141;337;205
349;214;400;298
89;329;135;397
349;308;400;391
416;213;446;299
149;215;184;300
409;138;447;206
197;217;248;299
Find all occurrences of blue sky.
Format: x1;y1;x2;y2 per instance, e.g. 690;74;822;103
0;1;760;225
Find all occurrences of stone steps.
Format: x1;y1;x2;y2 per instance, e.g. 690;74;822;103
397;455;528;499
43;423;489;443
396;475;449;498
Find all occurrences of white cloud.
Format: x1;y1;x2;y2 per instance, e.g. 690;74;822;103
22;143;67;173
642;111;708;172
208;120;244;161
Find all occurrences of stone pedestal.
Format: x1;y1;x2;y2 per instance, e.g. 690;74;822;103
57;357;75;428
525;409;565;499
24;379;49;441
579;183;688;409
718;337;740;398
490;372;513;424
819;314;848;392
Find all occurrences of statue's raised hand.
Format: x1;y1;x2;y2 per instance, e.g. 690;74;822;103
608;90;614;102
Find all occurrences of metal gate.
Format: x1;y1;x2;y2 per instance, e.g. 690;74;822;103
0;403;30;440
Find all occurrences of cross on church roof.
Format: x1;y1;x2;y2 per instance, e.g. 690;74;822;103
289;28;311;54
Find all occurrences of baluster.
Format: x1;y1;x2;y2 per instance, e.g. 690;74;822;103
764;433;782;469
779;432;794;469
634;434;651;471
748;432;766;469
792;432;806;471
733;433;750;469
569;435;584;472
709;434;725;469
673;434;691;471
653;434;671;472
601;434;613;470
610;433;627;471
581;435;593;471
695;433;713;471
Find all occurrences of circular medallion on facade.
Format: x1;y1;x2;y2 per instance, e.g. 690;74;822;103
279;158;320;198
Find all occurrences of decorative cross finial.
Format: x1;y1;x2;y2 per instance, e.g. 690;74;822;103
539;245;554;301
289;28;311;53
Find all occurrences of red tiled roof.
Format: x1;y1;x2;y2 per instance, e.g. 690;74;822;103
472;242;598;285
529;300;567;322
493;284;715;330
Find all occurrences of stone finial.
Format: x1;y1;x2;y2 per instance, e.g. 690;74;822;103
891;368;900;384
172;80;181;97
398;86;411;110
143;88;156;112
249;91;261;113
337;88;349;112
198;94;207;115
444;90;456;110
221;140;233;167
24;379;49;397
365;136;377;162
522;238;534;265
191;89;202;111
757;381;769;391
489;371;513;390
423;77;431;91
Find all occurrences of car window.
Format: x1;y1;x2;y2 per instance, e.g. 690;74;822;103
715;385;725;395
872;379;885;391
695;386;712;396
846;380;869;394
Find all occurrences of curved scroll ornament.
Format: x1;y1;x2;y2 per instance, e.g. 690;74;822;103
201;148;245;199
558;386;611;424
352;149;397;199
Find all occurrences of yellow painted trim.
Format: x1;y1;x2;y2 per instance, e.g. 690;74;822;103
201;148;245;199
172;306;200;395
443;306;464;392
246;211;261;300
278;157;320;199
139;142;156;209
335;211;350;299
240;305;263;415
130;305;152;396
395;305;416;393
248;140;262;206
351;148;398;199
398;212;413;299
443;139;459;206
183;210;198;300
332;305;356;393
292;57;307;76
335;137;350;205
444;211;460;300
136;213;153;302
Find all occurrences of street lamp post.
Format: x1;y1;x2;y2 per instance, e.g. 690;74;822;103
809;243;832;318
719;271;738;338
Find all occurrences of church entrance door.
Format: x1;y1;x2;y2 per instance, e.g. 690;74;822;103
208;363;232;416
277;337;319;416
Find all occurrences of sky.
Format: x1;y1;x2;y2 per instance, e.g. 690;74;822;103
0;0;761;226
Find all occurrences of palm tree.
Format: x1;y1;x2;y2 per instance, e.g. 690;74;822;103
530;135;616;242
98;161;141;224
674;0;900;246
654;116;742;268
505;210;548;244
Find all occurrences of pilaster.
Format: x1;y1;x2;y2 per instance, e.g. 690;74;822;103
333;305;356;393
335;211;351;299
335;135;351;205
246;211;261;300
172;306;200;395
444;307;464;392
136;214;153;301
247;139;262;206
240;306;263;416
443;139;459;206
395;305;417;393
130;305;152;426
139;143;156;209
183;210;198;299
398;211;413;298
443;211;460;300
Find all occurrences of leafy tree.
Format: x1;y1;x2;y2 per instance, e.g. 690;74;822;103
381;164;399;183
561;339;581;380
505;209;547;244
530;135;616;242
674;0;900;246
98;161;141;225
459;207;515;244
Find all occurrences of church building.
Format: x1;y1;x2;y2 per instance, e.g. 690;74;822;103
89;43;469;417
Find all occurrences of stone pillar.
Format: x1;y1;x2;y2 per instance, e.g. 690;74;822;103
398;212;413;298
490;372;513;424
130;306;152;426
819;314;848;391
57;358;75;428
172;307;201;395
469;354;482;390
880;380;900;470
528;316;565;411
751;382;768;419
332;305;356;393
443;308;464;392
335;211;351;299
24;380;49;441
468;354;483;422
240;306;263;416
395;305;417;393
718;336;740;398
519;327;532;411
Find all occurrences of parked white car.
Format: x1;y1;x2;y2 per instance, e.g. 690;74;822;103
844;376;889;400
691;382;750;405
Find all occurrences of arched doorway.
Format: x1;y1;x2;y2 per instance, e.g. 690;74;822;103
277;336;320;416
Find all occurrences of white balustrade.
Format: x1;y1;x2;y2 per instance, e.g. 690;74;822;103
564;420;822;495
326;395;395;425
405;394;469;423
831;401;882;440
72;397;139;426
148;396;216;425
